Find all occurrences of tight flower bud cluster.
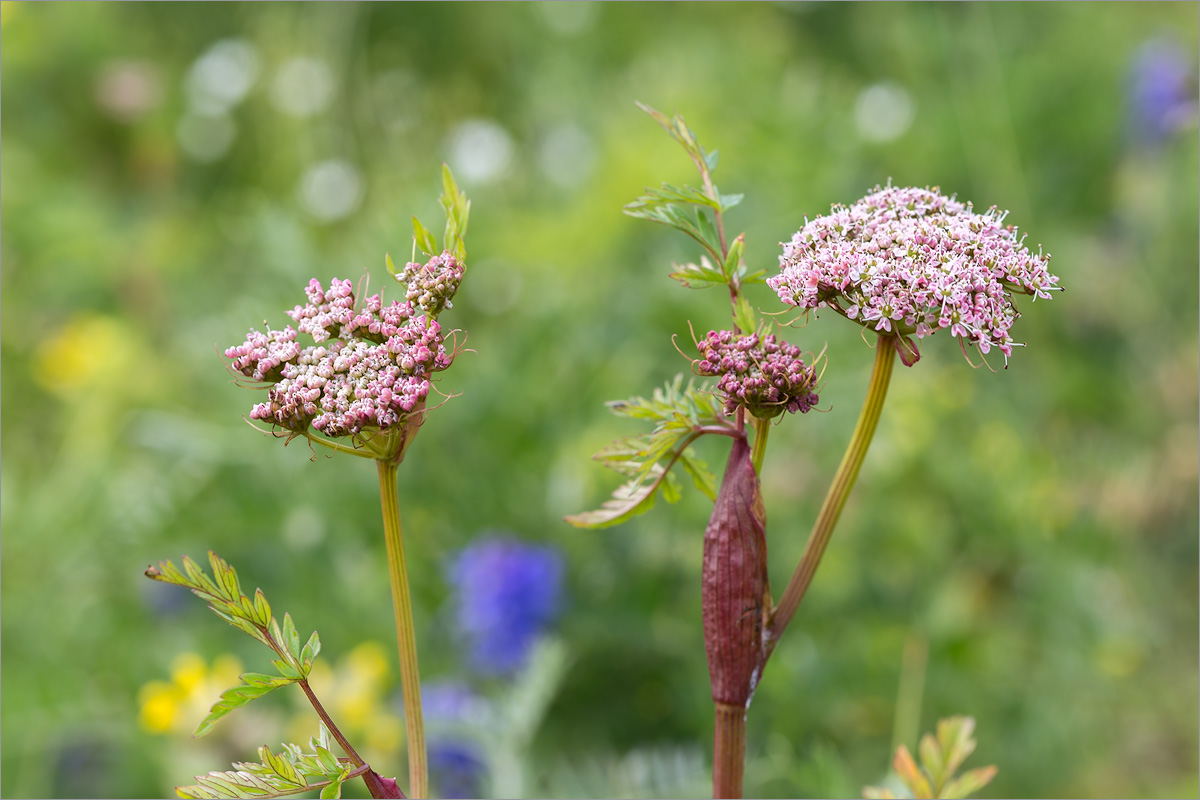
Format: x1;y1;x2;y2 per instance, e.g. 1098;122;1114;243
399;252;465;317
768;185;1060;362
695;330;819;419
225;279;453;438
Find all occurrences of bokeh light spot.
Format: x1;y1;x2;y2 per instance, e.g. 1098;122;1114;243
447;119;514;185
298;159;364;222
176;111;236;162
185;38;260;115
854;81;914;142
271;56;336;118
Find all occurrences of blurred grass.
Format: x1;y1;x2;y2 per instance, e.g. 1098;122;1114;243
1;2;1197;798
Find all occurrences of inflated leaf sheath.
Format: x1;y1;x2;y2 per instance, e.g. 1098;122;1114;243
702;433;770;708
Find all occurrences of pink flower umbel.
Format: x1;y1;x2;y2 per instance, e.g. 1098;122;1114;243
694;329;820;418
226;277;453;442
224;248;467;465
768;185;1060;366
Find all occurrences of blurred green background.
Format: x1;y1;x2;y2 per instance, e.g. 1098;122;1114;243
2;2;1197;798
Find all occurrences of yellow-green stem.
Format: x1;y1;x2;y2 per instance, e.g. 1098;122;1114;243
765;336;896;657
712;702;747;799
376;459;427;799
749;416;770;476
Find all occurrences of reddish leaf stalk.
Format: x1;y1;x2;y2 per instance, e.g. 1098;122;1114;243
298;680;405;799
703;432;771;798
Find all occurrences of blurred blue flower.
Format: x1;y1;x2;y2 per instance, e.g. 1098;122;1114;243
1128;38;1197;145
422;681;489;799
428;739;487;799
449;536;564;676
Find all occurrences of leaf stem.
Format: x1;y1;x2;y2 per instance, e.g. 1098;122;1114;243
765;335;896;657
296;683;403;798
376;459;427;799
712;702;747;798
297;680;365;767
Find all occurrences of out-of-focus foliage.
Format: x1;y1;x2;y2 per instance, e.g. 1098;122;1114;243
863;716;995;800
1;2;1196;798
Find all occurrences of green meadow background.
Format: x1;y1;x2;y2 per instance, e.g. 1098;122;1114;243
2;2;1197;797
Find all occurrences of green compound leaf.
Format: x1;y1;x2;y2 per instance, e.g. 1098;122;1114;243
146;554;321;720
319;778;346;800
668;257;727;289
440;163;470;262
721;233;745;279
695;210;719;253
624;200;718;257
412;215;439;258
300;631;321;671
195;676;294;738
176;728;354;799
281;613;301;662
717;191;743;212
564;468;663;529
732;292;757;335
211;551;241;600
626;181;719;211
251;589;272;628
566;376;726;529
738;267;767;285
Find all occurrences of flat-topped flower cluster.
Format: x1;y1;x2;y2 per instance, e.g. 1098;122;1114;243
695;329;820;419
225;252;463;438
768;185;1060;362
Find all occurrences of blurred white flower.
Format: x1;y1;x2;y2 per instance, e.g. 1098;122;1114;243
855;81;914;143
271;56;336;118
447;119;514;185
298;159;364;222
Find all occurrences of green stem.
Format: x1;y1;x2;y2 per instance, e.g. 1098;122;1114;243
712;702;747;798
765;335;896;658
749;415;770;476
376;459;427;799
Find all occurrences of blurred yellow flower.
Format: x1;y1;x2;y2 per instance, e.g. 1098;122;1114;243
137;681;181;734
33;313;133;394
138;652;244;736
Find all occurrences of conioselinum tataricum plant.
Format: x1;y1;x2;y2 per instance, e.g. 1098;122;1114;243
568;106;1061;799
146;166;471;799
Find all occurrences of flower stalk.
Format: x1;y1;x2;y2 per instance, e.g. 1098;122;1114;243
765;335;895;656
377;457;427;799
